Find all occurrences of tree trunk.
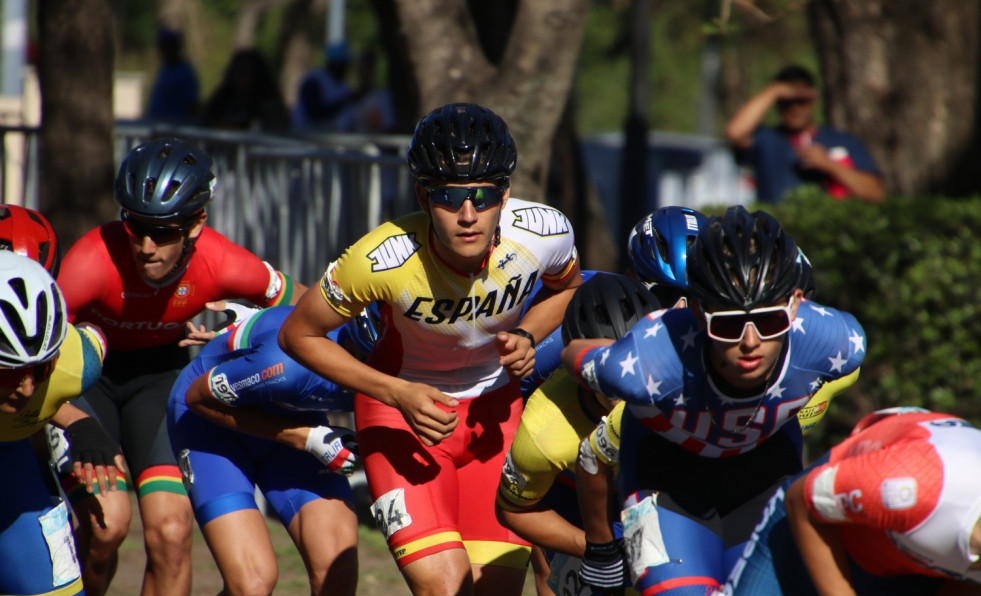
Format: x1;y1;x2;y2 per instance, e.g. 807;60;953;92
37;0;116;247
392;0;590;203
809;0;981;196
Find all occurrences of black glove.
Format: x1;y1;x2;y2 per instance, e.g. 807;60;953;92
578;539;626;591
64;417;121;468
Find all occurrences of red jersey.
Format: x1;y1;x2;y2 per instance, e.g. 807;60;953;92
805;410;981;581
58;222;295;352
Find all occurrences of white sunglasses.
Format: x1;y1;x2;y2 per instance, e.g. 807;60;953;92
703;296;795;343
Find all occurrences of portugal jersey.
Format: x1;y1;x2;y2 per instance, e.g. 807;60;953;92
58;223;296;352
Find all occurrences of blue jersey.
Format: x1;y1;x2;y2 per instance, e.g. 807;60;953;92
573;300;865;457
173;305;353;420
167;305;355;529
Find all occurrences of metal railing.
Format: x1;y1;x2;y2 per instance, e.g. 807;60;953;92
2;123;415;285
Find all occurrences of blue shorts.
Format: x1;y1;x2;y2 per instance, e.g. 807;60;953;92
167;388;353;529
0;440;83;595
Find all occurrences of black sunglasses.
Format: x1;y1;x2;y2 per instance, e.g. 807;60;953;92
425;185;506;212
0;362;53;388
121;211;188;246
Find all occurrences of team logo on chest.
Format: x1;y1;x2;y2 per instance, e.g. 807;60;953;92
511;207;570;237
172;282;194;307
368;233;420;271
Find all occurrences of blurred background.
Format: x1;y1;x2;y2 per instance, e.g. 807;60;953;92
2;0;981;450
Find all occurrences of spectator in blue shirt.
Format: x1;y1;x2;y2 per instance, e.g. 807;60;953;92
725;64;884;203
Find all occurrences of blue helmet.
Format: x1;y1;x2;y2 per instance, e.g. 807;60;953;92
627;207;707;302
346;302;382;360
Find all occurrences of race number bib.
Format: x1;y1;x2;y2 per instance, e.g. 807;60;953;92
621;491;669;584
39;501;81;586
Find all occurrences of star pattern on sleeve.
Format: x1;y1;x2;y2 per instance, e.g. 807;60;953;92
828;351;847;373
810;305;831;317
644;321;664;339
809;377;823;392
848;329;865;354
600;349;610;366
673;392;687;406
646;375;662;397
791;316;805;333
681;326;699;351
620;351;639;377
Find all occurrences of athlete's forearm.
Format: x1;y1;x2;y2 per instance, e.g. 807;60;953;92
278;289;406;408
50;401;92;429
785;477;856;596
577;455;617;544
518;264;582;344
184;374;311;449
498;505;586;558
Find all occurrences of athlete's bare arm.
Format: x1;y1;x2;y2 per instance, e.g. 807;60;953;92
498;261;583;379
785;476;857;596
279;287;459;446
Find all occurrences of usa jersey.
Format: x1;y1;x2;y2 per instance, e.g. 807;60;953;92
171;306;353;420
321;197;578;398
573;301;865;457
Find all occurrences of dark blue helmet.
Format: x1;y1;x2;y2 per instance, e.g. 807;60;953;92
115;137;216;223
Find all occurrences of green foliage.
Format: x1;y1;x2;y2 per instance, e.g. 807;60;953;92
765;191;981;454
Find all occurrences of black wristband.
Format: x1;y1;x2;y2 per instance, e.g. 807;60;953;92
508;327;535;348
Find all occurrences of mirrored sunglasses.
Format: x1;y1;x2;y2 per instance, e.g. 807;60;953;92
425;185;505;212
121;212;188;246
704;297;794;343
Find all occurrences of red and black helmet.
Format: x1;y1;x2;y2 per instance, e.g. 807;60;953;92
0;204;60;276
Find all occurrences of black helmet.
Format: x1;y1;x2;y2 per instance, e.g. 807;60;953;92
407;103;517;183
115;137;216;223
687;205;801;309
561;272;662;345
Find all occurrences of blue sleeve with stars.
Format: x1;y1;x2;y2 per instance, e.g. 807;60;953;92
787;300;865;382
575;308;689;408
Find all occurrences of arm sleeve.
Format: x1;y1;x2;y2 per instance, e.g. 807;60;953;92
57;234;110;322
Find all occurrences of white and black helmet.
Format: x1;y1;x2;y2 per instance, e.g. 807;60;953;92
0;251;67;368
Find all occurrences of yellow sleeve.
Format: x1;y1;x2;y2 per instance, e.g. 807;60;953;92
588;400;624;467
797;368;860;435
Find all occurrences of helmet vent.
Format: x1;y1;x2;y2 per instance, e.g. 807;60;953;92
164;180;183;201
144;178;158;200
6;277;28;308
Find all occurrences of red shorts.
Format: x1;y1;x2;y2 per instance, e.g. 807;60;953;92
355;381;531;568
